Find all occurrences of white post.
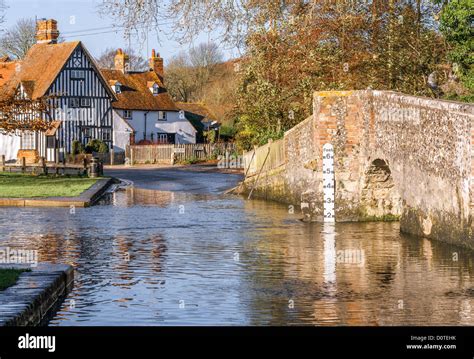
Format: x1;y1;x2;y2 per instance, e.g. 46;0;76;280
322;143;335;222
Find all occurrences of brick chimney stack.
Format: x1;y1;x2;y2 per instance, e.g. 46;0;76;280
114;49;129;73
36;19;60;44
149;49;164;81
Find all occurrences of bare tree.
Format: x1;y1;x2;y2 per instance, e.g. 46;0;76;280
96;47;149;71
166;42;223;102
0;0;7;30
166;52;197;102
98;0;260;47
0;18;36;60
189;42;223;69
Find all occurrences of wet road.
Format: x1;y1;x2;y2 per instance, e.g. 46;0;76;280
106;165;242;194
0;165;474;325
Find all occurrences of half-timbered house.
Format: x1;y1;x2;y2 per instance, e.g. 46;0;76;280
0;19;116;162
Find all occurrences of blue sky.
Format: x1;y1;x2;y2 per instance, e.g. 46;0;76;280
3;0;235;64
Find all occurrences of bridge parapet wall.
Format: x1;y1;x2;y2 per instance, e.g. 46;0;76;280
370;91;474;244
242;90;474;247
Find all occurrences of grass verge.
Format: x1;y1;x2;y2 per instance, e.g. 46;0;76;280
0;269;29;291
0;173;99;198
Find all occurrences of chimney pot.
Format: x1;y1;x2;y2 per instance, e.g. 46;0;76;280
115;48;129;73
149;49;164;81
36;19;59;44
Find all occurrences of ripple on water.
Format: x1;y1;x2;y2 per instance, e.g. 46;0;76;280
0;188;474;325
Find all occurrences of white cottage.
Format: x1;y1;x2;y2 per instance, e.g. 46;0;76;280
101;49;198;152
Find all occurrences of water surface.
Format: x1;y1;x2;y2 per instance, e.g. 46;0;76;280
0;167;473;325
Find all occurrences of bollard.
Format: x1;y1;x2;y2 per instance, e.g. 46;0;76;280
83;157;88;176
89;157;99;178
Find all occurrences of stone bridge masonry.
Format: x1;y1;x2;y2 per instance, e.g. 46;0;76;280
242;90;474;248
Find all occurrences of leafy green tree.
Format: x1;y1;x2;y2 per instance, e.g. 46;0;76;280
437;0;474;91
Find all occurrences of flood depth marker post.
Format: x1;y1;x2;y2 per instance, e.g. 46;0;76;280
322;143;335;222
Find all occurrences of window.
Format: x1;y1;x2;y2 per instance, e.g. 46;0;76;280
69;98;80;108
71;70;85;79
83;127;93;138
70;98;90;108
81;98;91;107
153;85;159;95
22;132;35;149
123;110;132;119
115;84;121;94
158;111;166;121
46;136;56;149
102;129;112;142
157;133;175;144
72;51;83;68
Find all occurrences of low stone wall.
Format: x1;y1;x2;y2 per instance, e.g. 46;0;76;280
242;90;474;248
0;263;74;326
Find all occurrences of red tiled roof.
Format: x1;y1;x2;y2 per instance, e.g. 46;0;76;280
0;61;18;88
0;42;80;100
175;102;217;121
0;41;116;101
100;69;178;111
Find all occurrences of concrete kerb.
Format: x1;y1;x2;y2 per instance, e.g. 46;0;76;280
0;177;115;208
0;263;74;326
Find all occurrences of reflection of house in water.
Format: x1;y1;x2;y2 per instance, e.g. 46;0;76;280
112;234;167;285
109;187;176;207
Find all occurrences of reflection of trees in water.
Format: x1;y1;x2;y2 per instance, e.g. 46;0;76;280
239;203;474;325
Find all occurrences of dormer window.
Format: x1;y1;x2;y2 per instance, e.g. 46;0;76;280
148;81;160;95
109;80;122;94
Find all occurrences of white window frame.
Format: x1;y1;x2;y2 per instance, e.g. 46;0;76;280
115;85;121;94
158;111;166;121
22;131;35;150
123;110;132;119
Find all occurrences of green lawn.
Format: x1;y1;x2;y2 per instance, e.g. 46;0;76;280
0;269;29;291
0;173;98;198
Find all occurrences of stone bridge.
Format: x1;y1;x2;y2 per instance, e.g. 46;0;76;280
242;90;474;248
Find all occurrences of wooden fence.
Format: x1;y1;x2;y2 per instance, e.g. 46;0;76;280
128;143;237;165
1;155;88;176
93;151;126;165
243;139;286;177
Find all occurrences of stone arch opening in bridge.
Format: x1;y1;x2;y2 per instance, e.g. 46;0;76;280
360;159;402;220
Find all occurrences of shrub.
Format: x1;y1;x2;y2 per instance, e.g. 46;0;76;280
85;139;108;154
98;141;109;154
71;140;85;155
